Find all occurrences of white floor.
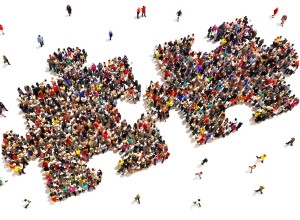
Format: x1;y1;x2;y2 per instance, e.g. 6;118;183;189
0;0;300;220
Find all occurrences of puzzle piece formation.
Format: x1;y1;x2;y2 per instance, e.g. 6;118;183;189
1;17;299;202
147;17;298;144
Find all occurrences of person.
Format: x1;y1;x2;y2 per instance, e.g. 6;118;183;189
286;137;295;146
0;102;8;111
109;30;113;41
176;10;182;22
256;154;266;163
37;35;44;47
137;7;140;19
23;199;31;208
281;15;287;26
272;7;279;18
249;164;256;173
3;55;10;65
0;178;8;187
195;171;203;179
135;194;140;204
0;24;4;35
66;5;72;16
255;186;265;194
207;26;212;38
141;6;146;17
193;198;201;207
201;158;208;165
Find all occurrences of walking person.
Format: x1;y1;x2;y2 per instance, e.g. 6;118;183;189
286;137;295;146
193;198;201;207
256;154;266;163
23;199;31;208
201;158;208;165
3;55;11;65
207;26;212;38
135;194;140;204
137;7;140;19
281;15;287;26
254;186;265;194
0;102;8;111
37;35;44;47
66;5;72;16
176;10;182;22
0;24;4;35
141;6;146;17
195;171;203;179
249;164;256;173
0;178;8;187
272;7;279;18
109;30;113;41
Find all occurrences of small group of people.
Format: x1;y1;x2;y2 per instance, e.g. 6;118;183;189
271;7;287;27
136;6;146;19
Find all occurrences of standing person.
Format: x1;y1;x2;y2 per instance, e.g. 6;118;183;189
207;26;212;38
135;194;140;204
137;7;140;19
3;55;11;65
195;171;203;179
249;164;256;173
272;7;279;18
256;154;266;163
176;10;182;22
255;186;265;194
37;35;44;47
66;5;72;16
201;158;208;165
281;15;287;26
0;102;8;111
0;24;4;35
193;198;201;207
141;6;146;17
23;199;31;208
109;30;113;41
286;137;295;146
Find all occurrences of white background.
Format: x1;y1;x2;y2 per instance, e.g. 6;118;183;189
0;0;300;219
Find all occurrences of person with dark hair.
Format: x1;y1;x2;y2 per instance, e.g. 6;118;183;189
176;10;182;22
109;30;113;41
66;5;72;16
201;158;208;165
141;6;146;17
23;199;31;208
255;186;265;194
286;137;295;146
0;24;4;35
0;102;8;111
193;198;201;207
37;35;44;47
137;7;140;19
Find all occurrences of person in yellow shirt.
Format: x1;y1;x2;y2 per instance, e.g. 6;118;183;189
256;154;266;163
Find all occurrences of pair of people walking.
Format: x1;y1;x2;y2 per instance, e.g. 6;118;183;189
136;6;146;19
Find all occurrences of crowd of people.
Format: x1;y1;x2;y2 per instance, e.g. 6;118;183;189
1;46;171;202
149;16;298;144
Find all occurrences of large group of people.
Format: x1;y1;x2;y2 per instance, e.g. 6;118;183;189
149;16;298;144
2;46;170;202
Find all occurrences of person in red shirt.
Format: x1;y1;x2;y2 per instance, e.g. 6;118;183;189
137;7;140;19
0;24;4;35
272;7;279;18
141;6;146;17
